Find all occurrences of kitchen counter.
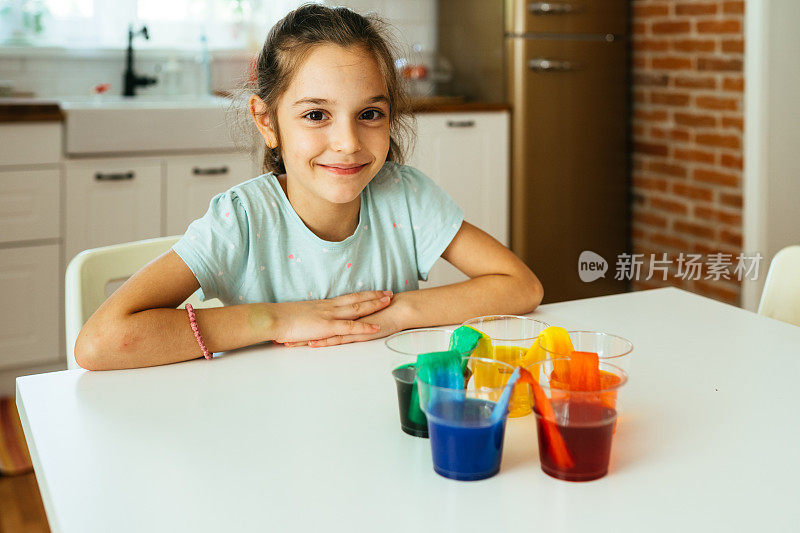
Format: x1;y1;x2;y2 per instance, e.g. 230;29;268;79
0;96;509;123
0;98;63;122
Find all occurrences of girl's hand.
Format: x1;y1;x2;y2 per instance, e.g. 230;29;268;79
262;291;393;344
283;293;407;348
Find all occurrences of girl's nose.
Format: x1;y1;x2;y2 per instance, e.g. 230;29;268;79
329;119;362;154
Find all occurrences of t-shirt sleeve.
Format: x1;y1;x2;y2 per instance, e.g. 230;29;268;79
171;190;250;302
400;166;465;281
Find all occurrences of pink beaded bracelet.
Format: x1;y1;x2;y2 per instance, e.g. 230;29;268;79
185;303;212;360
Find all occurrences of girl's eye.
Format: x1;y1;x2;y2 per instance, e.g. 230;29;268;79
360;109;385;121
303;110;326;121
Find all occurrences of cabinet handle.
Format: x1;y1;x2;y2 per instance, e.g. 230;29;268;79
529;2;576;15
192;166;230;176
95;171;134;181
447;120;476;128
528;58;575;72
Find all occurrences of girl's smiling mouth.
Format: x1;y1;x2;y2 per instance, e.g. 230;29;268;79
318;163;369;175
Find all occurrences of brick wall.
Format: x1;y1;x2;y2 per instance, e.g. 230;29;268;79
631;0;745;305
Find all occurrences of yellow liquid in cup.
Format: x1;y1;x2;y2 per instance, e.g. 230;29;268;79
472;345;537;418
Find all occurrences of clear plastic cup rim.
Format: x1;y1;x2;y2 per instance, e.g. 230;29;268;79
524;357;629;393
384;327;460;357
537;330;634;360
415;355;516;393
460;315;550;342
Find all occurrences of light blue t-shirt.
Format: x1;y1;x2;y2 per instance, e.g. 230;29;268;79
172;161;464;305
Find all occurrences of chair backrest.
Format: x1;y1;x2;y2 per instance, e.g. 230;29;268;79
757;245;800;327
65;236;222;369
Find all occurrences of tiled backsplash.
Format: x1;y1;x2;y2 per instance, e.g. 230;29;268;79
0;0;436;98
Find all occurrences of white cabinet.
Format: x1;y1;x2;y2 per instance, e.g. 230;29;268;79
164;153;255;235
409;111;510;288
0;168;60;243
0;243;61;368
64;158;162;264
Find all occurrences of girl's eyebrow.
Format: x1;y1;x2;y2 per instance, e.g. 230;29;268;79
291;95;389;107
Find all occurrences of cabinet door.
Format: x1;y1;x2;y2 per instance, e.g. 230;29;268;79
409;112;510;288
65;158;162;265
0;244;61;368
0;167;61;244
164;153;255;236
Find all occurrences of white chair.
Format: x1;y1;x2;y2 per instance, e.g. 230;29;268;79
65;236;222;369
757;245;800;327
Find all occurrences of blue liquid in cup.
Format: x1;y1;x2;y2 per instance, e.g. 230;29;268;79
426;398;506;481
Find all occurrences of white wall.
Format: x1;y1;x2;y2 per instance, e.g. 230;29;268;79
0;0;436;98
743;0;800;310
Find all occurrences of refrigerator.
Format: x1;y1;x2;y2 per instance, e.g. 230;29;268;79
438;0;630;303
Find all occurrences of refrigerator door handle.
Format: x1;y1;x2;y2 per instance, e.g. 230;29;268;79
528;2;577;15
528;58;575;72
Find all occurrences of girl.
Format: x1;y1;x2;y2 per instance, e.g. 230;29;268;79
75;4;543;370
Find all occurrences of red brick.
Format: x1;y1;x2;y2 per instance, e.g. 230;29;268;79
632;227;647;240
720;152;744;169
650;233;691;251
674;75;717;89
698;57;743;71
633;124;646;136
674;112;716;128
650;196;688;215
634;39;671;52
633;56;647;68
694;206;743;225
634;210;669;229
651;91;691;106
721;39;744;54
721;116;744;131
673;39;716;53
670;129;691;142
652;56;693;70
634;90;647;103
647;161;687;177
693;280;739;305
674;220;715;240
696;133;741;149
723;77;744;91
720;229;743;247
653;21;692;34
634;3;671;17
675;2;718;15
634;109;669;122
632;22;647;35
722;1;745;15
694;168;739;187
635;72;670;86
634;141;669;156
674;148;716;164
650;126;668;140
634;175;669;192
696;95;739;111
673;182;713;201
720;192;743;208
697;20;742;34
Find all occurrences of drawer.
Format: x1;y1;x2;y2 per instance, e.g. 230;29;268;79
0;244;61;368
164;153;255;235
506;0;627;36
0;123;62;166
0;168;61;244
65;158;162;264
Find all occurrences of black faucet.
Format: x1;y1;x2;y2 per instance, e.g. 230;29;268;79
123;25;157;97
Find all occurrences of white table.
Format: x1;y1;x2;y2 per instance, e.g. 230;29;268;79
17;288;800;532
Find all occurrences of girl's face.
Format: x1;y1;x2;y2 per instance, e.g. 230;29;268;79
260;44;391;206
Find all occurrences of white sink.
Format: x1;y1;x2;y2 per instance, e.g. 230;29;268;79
60;95;247;155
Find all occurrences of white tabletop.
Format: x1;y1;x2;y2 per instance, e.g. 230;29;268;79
17;288;800;532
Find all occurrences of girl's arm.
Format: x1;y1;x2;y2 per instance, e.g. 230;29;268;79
75;250;392;370
293;221;544;347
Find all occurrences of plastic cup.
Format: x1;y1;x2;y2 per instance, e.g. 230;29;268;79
461;315;550;417
539;331;634;375
416;356;516;481
385;329;465;438
525;357;628;482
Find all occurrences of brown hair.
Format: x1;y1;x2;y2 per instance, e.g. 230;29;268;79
248;3;414;174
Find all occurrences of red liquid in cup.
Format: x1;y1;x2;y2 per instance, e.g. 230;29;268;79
534;400;617;482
